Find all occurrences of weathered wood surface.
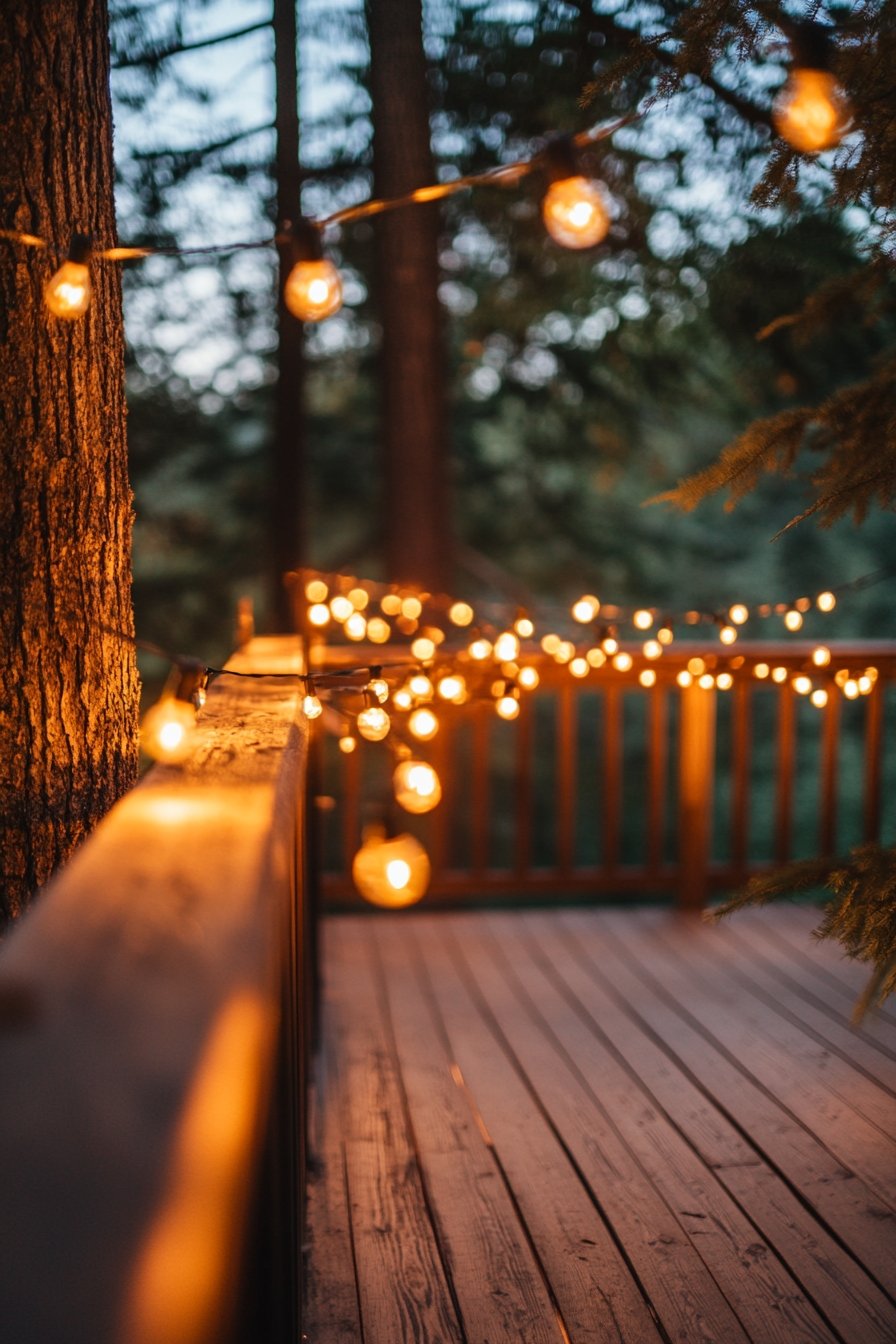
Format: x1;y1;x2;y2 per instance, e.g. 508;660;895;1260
0;637;306;1344
306;905;896;1344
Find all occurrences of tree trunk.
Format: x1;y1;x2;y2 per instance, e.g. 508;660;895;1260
367;0;450;592
0;1;138;924
272;0;306;629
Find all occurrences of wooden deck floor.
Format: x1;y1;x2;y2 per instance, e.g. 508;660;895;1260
303;905;896;1344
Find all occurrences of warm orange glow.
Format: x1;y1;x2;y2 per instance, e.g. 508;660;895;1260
554;640;575;664
817;590;837;612
45;260;92;318
495;695;520;720
392;687;413;710
352;828;430;907
305;579;328;602
639;668;656;688
284;258;343;321
716;672;733;691
141;699;197;763
793;675;812;695
811;688;828;708
401;596;423;619
586;648;606;668
784;609;803;631
657;626;674;646
687;657;706;676
518;665;540;690
368;677;390;703
754;662;770;679
542;176;610;248
393;759;442;814
541;633;561;654
569;657;589;678
676;670;693;688
773;68;851;154
449;601;474;626
494;631;520;662
302;693;323;719
121;991;275;1344
409;673;433;699
307;603;330;627
812;645;831;667
366;616;391;643
729;603;749;625
772;666;788;684
613;652;633;672
408;707;439;740
468;638;492;661
381;593;402;616
348;586;369;609
329;594;353;622
344;612;367;641
514;615;535;638
338;734;357;754
843;678;860;699
437;674;466;703
572;595;600;623
411;636;436;662
633;609;653;630
357;705;390;741
643;639;662;661
601;635;618;656
719;625;737;645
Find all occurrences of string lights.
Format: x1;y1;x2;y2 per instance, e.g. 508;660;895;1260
773;21;852;154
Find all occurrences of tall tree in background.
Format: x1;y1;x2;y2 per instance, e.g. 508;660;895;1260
368;0;449;591
0;0;138;923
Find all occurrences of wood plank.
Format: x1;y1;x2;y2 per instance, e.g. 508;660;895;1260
448;922;758;1344
482;914;840;1344
369;918;564;1344
523;911;896;1344
602;912;896;1211
559;910;896;1295
707;918;896;1093
407;915;664;1344
323;918;465;1344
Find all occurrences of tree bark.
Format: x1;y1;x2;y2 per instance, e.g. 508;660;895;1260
272;0;306;628
367;0;450;592
0;1;138;924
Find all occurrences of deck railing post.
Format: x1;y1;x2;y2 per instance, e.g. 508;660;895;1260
677;681;717;912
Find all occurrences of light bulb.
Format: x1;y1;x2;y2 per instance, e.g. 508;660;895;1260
784;610;803;631
772;666;789;684
468;638;492;661
688;658;706;676
338;734;357;754
381;593;402;616
409;673;433;700
643;639;662;661
392;688;412;710
408;707;438;741
586;648;606;668
368;677;390;703
514;616;534;638
330;595;353;622
602;635;618;656
437;674;466;703
45;259;92;319
716;672;734;691
140;698;197;764
366;617;391;644
569;657;589;678
542;176;610;249
344;612;367;641
308;603;330;627
793;675;812;695
719;625;737;645
812;646;831;667
754;663;770;679
541;634;561;654
352;828;430;908
657;626;674;646
393;759;442;814
518;666;540;690
639;669;656;688
305;579;328;602
613;652;633;672
729;604;749;625
698;673;714;690
450;601;474;626
817;590;836;612
357;705;390;741
302;693;323;719
411;636;436;662
572;595;600;623
401;596;423;619
494;632;520;662
811;688;828;709
773;68;851;154
676;671;693;689
843;679;859;700
496;695;520;720
633;609;653;631
284;258;343;321
348;586;369;609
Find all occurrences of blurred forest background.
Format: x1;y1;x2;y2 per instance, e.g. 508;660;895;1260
109;0;893;681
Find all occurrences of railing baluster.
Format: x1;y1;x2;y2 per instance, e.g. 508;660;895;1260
471;701;491;876
774;686;796;864
678;681;716;911
819;691;840;856
342;738;361;876
557;682;576;877
429;720;451;875
730;680;751;881
863;679;884;842
603;684;621;875
514;697;533;881
647;688;667;876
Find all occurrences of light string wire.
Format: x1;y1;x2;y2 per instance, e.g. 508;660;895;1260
0;114;638;264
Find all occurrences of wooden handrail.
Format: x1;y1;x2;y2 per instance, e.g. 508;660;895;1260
316;641;896;911
0;636;309;1344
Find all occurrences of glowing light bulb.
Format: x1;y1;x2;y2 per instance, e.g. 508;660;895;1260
409;673;433;700
772;666;788;684
401;596;423;620
352;827;430;908
570;657;589;678
518;666;540;690
687;658;706;676
698;673;714;690
784;610;803;632
572;595;600;623
393;759;442;814
344;612;367;641
496;695;520;720
468;638;492;661
843;679;859;700
542;177;610;249
541;634;561;655
45;235;93;320
719;625;737;645
338;734;357;754
729;604;749;625
657;626;674;646
437;674;466;703
368;677;390;704
773;68;851;154
308;603;330;627
140;698;196;763
514;616;534;638
284;258;343;321
586;648;606;668
601;635;618;656
812;646;831;667
408;707;439;741
494;632;520;662
367;617;391;643
716;672;733;691
381;593;402;616
449;601;474;626
817;590;836;612
754;663;770;680
348;586;369;610
555;641;575;664
639;668;656;688
357;705;390;741
613;652;633;672
858;675;873;695
411;636;436;662
643;639;662;661
330;595;353;622
393;688;413;710
633;609;653;631
676;671;693;688
305;579;328;603
302;693;323;719
793;675;813;695
810;688;828;709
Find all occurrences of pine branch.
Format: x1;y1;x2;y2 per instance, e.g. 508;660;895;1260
710;843;896;1020
113;19;270;70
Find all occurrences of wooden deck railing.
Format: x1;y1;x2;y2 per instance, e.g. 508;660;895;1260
316;641;896;910
0;637;311;1344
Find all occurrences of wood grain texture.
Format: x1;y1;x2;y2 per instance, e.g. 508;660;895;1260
0;637;307;1344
